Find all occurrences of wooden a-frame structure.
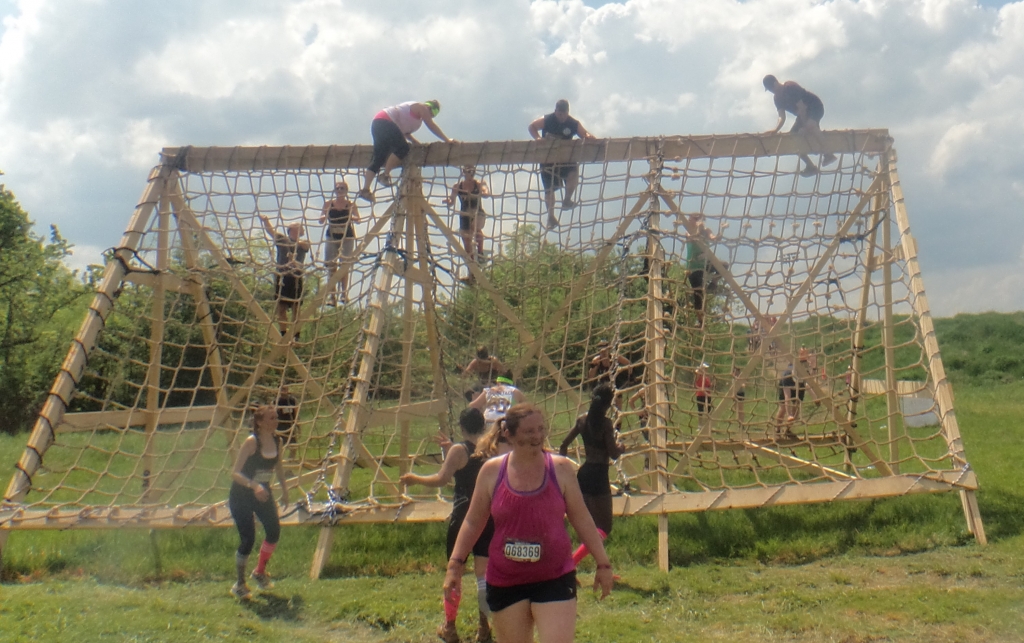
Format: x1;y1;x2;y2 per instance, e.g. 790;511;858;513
1;131;985;575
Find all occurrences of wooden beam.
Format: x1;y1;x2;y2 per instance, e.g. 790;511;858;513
56;406;218;432
165;131;892;173
0;469;977;531
888;150;986;544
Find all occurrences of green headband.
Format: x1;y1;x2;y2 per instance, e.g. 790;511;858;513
427;101;440;117
495;376;513;385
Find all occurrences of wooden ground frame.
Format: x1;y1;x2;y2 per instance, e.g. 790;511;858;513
1;130;985;574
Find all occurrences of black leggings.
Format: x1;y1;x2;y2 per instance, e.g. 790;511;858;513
229;484;280;556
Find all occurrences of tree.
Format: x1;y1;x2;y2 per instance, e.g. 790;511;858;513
0;183;89;434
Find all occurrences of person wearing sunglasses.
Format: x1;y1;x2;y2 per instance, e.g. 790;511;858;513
359;100;454;202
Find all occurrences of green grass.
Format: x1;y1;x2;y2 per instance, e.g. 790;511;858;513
2;379;1024;641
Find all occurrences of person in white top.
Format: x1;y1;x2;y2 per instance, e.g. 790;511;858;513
359;100;454;203
469;376;526;424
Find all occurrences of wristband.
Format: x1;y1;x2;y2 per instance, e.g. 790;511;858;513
596;564;612;570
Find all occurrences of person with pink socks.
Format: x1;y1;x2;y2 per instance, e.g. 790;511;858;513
228;405;289;600
559;384;624;568
402;408;497;643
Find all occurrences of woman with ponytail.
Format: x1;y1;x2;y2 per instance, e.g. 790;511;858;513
445;404;613;643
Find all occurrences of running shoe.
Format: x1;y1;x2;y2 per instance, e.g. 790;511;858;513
229;582;252;600
437;622;461;643
561;198;576;210
251;570;274;591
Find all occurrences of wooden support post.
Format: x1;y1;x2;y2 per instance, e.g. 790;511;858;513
887;150;986;544
643;155;671;572
845;205;882;469
141;187;172;501
409;196;450;436
878;160;901;473
397;189;418;478
310;190;407;579
0;160;171;562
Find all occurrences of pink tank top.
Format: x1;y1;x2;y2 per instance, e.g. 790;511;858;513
487;452;574;587
382;102;423;135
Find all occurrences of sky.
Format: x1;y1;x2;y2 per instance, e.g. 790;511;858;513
0;0;1021;317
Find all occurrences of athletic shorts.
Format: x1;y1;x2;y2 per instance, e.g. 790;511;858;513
577;461;611;497
459;212;486;233
539;163;576;191
735;390;745;400
325;236;356;265
275;274;303;303
486;570;577;613
791;99;824;131
369;118;410;174
696;394;711;415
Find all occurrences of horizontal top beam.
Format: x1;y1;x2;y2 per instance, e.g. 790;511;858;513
163;129;891;173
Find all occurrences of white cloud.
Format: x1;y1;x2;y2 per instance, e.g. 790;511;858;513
0;0;1022;314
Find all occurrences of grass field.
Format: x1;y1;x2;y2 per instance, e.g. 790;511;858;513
2;380;1023;642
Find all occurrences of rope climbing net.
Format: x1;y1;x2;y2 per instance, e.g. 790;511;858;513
1;132;984;567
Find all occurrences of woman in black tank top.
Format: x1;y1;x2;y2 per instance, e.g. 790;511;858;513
400;408;495;643
228;404;289;600
445;166;490;285
319;182;361;306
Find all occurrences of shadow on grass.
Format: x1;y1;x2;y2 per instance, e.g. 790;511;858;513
242;592;304;621
612;580;672;599
977;488;1024;540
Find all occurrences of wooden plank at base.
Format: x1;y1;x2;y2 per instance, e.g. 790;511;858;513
0;470;976;530
57;406;218;432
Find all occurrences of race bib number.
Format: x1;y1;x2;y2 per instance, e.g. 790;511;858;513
503;540;542;563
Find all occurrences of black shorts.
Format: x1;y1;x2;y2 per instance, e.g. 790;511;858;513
791;99;824;131
797;385;806;402
487;571;577;613
577;462;611;497
275;274;303;303
459;212;484;233
369;118;410;174
447;505;495;560
539;163;576;191
735;390;746;400
696;394;711;415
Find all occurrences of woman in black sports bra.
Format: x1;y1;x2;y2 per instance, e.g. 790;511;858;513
319;181;361;306
228;404;289;600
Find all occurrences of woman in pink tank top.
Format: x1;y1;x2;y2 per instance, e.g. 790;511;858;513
357;100;454;203
444;404;613;643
